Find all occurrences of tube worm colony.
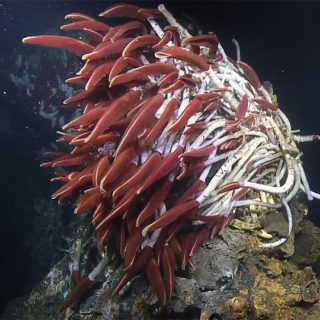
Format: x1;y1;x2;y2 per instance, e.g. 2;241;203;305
22;3;320;314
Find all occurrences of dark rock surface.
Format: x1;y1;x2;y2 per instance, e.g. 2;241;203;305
2;198;320;320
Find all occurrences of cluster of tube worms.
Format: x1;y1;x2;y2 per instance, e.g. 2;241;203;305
22;3;320;313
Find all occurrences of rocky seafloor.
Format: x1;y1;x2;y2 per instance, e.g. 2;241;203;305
2;193;320;320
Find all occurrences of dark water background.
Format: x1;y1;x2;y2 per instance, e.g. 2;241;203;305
0;0;320;315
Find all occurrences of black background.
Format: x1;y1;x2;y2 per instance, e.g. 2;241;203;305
0;0;320;315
